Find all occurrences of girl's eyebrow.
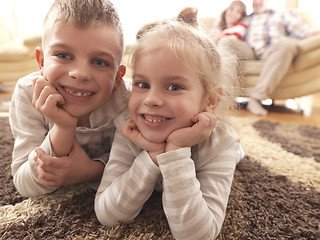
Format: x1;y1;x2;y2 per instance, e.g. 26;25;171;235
132;73;145;80
133;74;189;82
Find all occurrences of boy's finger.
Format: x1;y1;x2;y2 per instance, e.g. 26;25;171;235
45;93;65;108
37;168;60;187
34;147;45;157
32;78;47;105
34;147;56;170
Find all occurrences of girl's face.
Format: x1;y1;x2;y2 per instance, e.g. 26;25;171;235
129;48;211;143
225;3;244;27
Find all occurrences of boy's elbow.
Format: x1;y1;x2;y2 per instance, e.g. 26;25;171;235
13;174;37;197
13;169;56;198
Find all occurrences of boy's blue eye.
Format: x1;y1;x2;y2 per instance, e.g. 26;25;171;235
92;59;109;66
56;52;70;59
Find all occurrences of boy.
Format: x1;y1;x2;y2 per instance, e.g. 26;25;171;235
9;0;128;197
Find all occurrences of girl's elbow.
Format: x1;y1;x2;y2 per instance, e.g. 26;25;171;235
94;194;116;227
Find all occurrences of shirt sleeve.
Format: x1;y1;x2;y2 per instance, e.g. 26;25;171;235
94;128;161;226
223;22;247;39
271;10;315;40
9;72;58;197
156;123;241;240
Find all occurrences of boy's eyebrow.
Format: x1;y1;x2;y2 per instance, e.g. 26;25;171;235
49;42;117;61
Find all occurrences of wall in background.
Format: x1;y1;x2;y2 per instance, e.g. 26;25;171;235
1;0;319;44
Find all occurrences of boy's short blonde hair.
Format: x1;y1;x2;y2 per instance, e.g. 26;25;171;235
43;0;124;58
132;20;240;119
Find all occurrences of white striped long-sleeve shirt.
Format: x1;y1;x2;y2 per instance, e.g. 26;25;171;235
95;110;243;240
9;72;129;197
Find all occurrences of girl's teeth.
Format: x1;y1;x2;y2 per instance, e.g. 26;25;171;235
145;115;164;123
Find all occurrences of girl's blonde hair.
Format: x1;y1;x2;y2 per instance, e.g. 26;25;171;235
218;1;247;29
42;0;124;58
131;20;241;121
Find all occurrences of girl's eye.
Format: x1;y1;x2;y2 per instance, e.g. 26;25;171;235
137;82;150;89
168;84;183;91
92;59;109;67
56;52;70;59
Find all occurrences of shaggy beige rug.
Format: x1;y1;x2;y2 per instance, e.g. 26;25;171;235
0;115;319;239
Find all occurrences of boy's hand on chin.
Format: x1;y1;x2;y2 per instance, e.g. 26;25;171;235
32;77;77;129
166;112;217;152
121;119;165;165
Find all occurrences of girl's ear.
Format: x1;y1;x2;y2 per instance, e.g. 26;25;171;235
113;64;126;90
35;47;44;74
177;7;198;27
204;87;223;112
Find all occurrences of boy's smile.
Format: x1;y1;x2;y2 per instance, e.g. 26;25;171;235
36;22;123;123
63;85;95;98
129;48;210;143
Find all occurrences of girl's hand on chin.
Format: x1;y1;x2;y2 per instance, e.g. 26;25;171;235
121;119;165;165
166;112;217;152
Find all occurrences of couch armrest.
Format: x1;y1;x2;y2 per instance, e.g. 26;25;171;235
24;35;42;48
297;33;320;53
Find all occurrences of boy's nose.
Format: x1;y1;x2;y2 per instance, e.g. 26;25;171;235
69;62;91;81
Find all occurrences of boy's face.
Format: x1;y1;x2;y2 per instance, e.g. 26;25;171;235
129;48;211;143
36;22;124;120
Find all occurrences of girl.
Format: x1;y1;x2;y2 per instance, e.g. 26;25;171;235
209;1;247;42
95;20;243;239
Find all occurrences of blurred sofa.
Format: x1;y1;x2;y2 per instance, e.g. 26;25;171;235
199;14;320;100
0;17;41;91
240;34;320;100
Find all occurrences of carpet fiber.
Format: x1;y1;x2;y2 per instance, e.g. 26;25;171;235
0;116;319;239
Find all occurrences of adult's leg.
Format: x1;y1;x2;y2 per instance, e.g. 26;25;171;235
248;38;299;115
250;38;299;100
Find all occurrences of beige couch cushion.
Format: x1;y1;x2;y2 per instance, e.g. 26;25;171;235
0;17;11;45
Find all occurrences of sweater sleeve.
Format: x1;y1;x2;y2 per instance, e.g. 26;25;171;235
156;123;241;240
9;73;58;197
223;22;247;39
94;129;161;226
270;10;315;40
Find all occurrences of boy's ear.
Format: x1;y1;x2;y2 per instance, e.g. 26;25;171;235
113;64;126;90
35;47;44;73
204;87;222;112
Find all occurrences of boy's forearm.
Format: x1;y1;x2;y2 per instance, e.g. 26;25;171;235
50;124;76;156
83;160;105;183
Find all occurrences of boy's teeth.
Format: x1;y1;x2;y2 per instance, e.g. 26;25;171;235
65;88;93;97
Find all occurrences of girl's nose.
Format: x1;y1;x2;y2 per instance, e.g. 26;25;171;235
143;90;164;107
